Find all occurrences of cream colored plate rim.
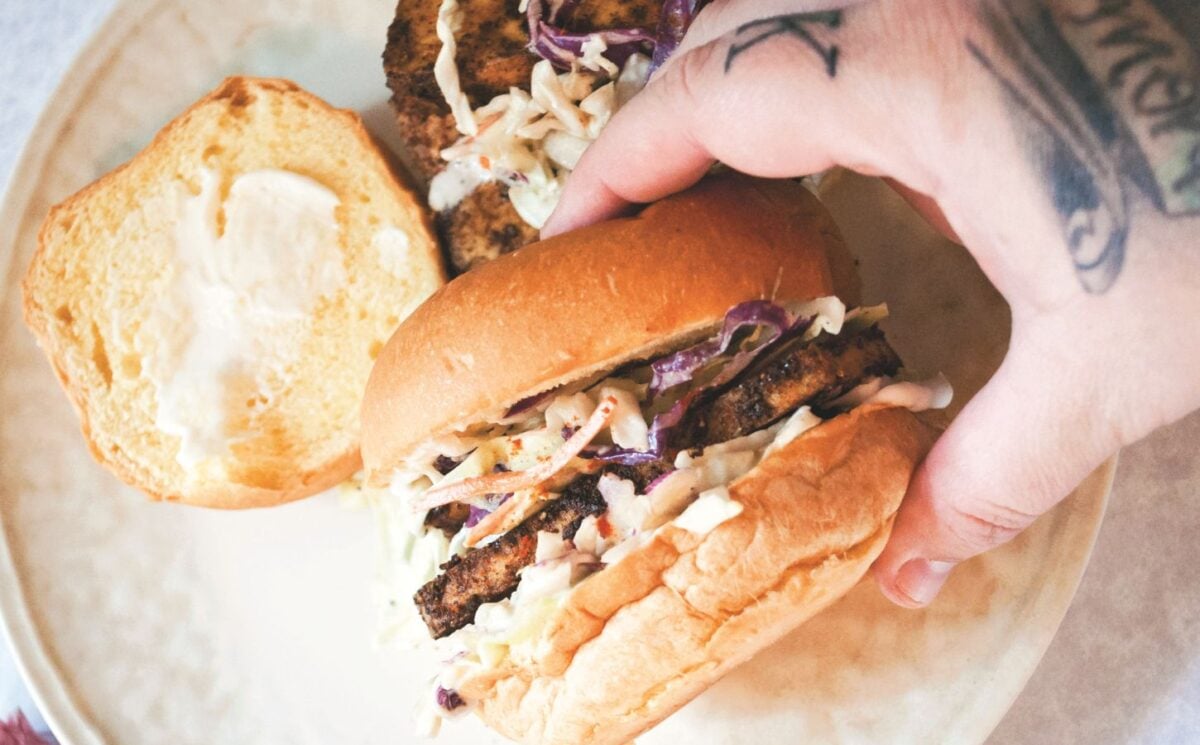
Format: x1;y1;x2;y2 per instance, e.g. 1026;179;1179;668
0;2;165;743
953;456;1113;743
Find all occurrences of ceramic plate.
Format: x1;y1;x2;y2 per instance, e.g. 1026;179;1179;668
0;1;1114;743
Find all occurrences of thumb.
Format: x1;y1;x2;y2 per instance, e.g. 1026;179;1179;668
872;322;1120;608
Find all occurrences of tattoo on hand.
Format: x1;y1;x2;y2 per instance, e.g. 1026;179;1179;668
725;11;843;76
971;0;1200;294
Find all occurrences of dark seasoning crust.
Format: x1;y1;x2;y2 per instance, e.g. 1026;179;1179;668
688;325;901;444
382;0;663;274
412;322;904;639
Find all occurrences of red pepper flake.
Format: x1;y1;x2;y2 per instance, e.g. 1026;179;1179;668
597;515;614;539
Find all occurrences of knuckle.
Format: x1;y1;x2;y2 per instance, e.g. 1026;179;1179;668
664;41;721;108
941;495;1040;554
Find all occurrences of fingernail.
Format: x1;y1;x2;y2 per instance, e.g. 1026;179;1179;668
894;559;956;607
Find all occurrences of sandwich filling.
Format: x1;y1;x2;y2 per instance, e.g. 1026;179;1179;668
428;0;713;227
374;298;951;725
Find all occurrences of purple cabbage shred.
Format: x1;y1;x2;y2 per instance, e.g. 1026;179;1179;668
651;0;713;71
533;23;655;70
591;447;663;465
616;300;807;460
525;0;709;72
465;491;513;528
645;392;693;455
504;388;558;418
436;686;466;711
465;506;489;528
649;300;792;400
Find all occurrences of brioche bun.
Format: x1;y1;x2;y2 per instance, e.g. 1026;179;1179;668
362;174;849;482
360;173;936;743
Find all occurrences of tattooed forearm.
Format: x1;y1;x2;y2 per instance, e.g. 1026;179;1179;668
725;11;843;76
972;0;1200;293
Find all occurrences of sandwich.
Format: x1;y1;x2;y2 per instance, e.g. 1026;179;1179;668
384;0;710;273
360;174;951;743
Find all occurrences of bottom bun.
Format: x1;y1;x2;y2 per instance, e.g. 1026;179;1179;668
457;405;938;744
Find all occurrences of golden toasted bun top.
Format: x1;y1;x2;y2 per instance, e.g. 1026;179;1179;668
362;174;847;480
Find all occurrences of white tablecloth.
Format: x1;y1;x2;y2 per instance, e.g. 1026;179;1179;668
1;2;1198;743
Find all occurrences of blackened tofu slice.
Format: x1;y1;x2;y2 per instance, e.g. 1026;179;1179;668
414;475;606;639
412;462;669;639
692;326;903;445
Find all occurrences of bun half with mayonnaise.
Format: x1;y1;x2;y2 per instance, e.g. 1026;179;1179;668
361;173;949;744
24;77;443;509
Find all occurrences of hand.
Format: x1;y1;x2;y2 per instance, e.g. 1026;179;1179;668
543;0;1200;607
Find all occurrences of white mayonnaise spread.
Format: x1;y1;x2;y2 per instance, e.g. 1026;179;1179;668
373;227;414;278
142;168;344;474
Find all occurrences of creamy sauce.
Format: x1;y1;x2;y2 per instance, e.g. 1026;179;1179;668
428;6;651;226
142;168;344;474
428;160;489;212
673;486;744;535
866;374;954;411
434;0;477;136
579;36;619;76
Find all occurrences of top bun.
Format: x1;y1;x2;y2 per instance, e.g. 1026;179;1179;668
362;174;849;482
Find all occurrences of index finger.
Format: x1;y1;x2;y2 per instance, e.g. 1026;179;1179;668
539;50;719;238
542;6;891;238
